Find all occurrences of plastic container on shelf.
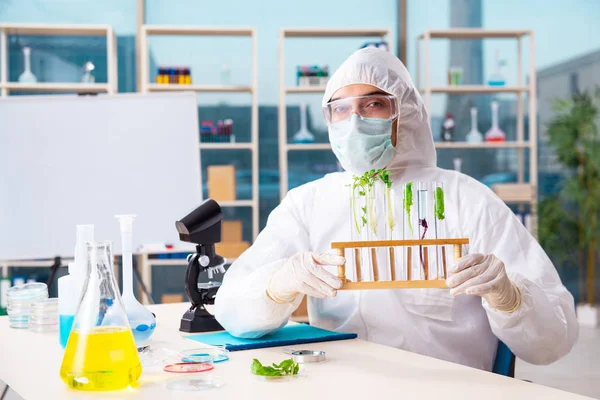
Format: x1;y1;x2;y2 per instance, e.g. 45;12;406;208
29;298;59;333
7;282;48;329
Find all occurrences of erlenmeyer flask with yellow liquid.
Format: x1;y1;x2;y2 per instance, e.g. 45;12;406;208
60;241;142;391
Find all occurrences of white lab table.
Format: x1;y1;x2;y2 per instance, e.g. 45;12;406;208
0;303;591;399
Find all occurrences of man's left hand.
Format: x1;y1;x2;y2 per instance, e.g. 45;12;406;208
446;253;521;313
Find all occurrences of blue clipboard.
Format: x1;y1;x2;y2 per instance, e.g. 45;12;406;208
186;324;358;351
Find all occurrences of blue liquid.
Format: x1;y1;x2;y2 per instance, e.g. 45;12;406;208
132;322;156;347
59;314;75;348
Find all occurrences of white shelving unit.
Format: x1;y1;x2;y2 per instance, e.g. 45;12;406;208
416;28;537;233
139;25;260;240
278;28;390;200
0;23;118;97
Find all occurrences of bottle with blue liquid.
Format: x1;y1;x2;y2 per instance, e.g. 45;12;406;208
58;225;94;348
115;215;156;350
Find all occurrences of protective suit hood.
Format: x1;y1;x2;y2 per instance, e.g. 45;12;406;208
323;47;437;170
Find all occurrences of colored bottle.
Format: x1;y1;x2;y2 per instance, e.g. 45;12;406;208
440;113;455;142
485;101;506;142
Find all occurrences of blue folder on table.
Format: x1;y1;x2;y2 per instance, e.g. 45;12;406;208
186;324;357;351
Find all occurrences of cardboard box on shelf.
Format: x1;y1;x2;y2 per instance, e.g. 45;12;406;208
215;241;250;259
492;183;534;202
207;165;236;201
222;220;243;242
161;294;184;304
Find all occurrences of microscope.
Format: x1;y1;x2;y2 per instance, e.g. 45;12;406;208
175;199;227;333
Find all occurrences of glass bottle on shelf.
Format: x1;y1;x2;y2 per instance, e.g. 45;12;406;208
292;104;315;143
440;113;455;142
485;101;506;142
487;49;506;86
81;62;95;83
18;47;37;83
465;107;483;143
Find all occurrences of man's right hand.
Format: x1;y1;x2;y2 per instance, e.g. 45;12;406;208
266;252;345;303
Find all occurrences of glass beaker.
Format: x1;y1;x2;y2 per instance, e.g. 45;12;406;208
60;241;142;391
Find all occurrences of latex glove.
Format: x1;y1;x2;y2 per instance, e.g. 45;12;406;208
266;252;345;303
446;253;521;313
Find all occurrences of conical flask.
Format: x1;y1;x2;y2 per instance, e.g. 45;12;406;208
60;241;142;391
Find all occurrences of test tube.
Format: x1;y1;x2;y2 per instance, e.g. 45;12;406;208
433;182;447;280
402;182;418;281
416;182;434;280
349;184;366;282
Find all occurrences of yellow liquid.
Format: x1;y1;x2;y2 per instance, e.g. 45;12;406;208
60;326;142;391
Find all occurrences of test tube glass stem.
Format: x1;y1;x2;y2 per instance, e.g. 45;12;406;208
402;182;418;281
349;185;367;282
433;182;448;279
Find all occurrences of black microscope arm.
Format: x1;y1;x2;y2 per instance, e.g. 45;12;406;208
185;254;203;309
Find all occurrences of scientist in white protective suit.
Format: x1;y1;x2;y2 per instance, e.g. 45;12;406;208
214;47;578;371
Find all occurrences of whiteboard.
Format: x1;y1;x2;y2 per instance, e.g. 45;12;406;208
0;92;202;260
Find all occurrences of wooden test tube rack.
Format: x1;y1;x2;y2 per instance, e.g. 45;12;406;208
331;238;469;290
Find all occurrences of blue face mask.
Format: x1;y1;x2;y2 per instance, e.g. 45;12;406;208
329;114;395;175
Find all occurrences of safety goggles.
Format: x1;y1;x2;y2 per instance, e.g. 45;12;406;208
322;94;398;125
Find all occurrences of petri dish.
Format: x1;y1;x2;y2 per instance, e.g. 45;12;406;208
164;362;214;374
166;374;224;391
29;298;59;333
138;347;179;368
179;346;229;363
7;283;49;329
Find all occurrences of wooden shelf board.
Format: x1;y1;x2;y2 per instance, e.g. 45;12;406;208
283;28;389;38
286;86;327;93
4;82;110;93
422;86;528;94
435;141;530;149
287;143;331;151
143;25;253;36
147;84;252;93
199;143;253;150
419;29;530;39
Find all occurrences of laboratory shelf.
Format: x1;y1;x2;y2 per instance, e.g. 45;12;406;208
422;85;528;94
0;23;113;36
286;86;326;93
418;29;530;39
287;143;331;151
146;83;253;93
140;24;259;241
0;24;118;97
283;28;390;38
417;28;537;237
3;82;111;93
199;142;254;150
434;141;530;149
278;27;389;200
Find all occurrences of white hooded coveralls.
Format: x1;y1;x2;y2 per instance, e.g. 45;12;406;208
214;48;578;371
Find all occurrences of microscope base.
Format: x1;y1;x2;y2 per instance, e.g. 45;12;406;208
179;307;223;333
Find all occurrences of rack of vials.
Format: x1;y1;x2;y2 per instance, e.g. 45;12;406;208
331;175;469;290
